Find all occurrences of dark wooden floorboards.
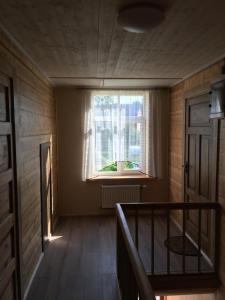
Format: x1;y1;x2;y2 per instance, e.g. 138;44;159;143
27;215;213;300
27;217;120;300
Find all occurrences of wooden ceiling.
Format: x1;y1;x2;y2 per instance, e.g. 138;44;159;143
0;0;225;86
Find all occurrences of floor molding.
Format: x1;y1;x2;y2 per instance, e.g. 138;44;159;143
23;252;44;300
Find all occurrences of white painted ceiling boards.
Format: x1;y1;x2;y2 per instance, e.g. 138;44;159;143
0;0;225;87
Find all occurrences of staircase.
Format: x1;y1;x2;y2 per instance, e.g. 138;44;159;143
116;202;220;299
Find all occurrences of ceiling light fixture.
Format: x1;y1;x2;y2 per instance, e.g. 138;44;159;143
117;3;165;33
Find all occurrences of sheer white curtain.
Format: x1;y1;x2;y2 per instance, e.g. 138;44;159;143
81;90;93;181
148;89;169;178
81;89;169;181
93;90;148;174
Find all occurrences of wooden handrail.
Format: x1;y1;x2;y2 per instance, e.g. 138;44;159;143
120;201;220;210
116;203;156;300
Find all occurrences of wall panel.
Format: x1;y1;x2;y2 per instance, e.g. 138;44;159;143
0;27;57;293
56;88;169;216
169;60;225;300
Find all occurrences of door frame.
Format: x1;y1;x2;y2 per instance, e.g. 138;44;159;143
40;141;53;252
0;61;22;299
183;85;220;260
182;83;219;203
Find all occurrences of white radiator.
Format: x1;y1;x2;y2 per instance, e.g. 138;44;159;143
101;185;141;208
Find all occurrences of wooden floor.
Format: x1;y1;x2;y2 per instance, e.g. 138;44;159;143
127;215;213;275
27;216;213;300
27;217;120;300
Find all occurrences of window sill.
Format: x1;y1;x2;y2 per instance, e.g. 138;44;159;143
86;174;155;182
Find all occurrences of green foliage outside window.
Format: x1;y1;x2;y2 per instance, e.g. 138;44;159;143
99;161;117;171
99;161;139;172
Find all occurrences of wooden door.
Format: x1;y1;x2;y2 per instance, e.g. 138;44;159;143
0;74;19;299
184;93;218;255
40;142;52;251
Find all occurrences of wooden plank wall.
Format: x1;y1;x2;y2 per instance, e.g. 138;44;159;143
169;60;225;300
0;27;57;292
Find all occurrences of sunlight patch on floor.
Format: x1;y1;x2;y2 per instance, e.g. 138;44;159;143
49;235;63;241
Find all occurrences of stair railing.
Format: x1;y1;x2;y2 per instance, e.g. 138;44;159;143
116;203;156;300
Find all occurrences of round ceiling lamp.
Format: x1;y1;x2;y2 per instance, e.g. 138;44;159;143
117;3;165;33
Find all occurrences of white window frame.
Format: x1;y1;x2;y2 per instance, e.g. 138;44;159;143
91;91;149;177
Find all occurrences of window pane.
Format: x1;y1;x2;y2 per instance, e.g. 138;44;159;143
120;96;144;117
122;160;139;170
95;120;118;172
93;95;118;118
122;121;144;170
93;93;146;173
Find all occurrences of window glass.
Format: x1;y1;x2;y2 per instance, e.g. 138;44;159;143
93;93;147;174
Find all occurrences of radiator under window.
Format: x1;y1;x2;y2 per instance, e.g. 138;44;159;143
101;184;141;208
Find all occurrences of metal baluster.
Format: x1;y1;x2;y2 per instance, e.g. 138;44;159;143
135;209;139;250
116;219;123;296
151;209;155;275
214;207;220;274
167;209;170;274
182;209;186;273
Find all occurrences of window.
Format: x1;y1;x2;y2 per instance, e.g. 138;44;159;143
91;91;149;176
82;89;169;181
